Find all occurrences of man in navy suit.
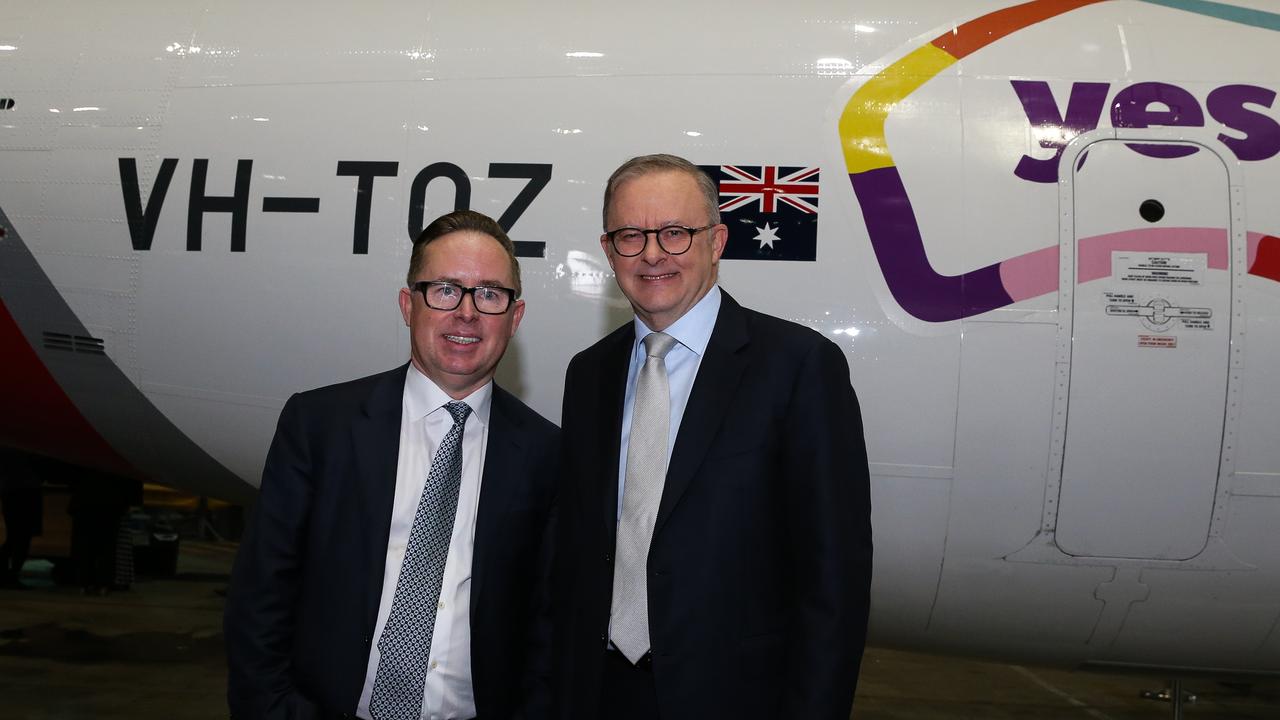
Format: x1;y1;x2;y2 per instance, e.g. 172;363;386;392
555;154;872;720
226;210;558;720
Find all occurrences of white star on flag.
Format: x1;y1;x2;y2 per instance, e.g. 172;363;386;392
754;222;781;249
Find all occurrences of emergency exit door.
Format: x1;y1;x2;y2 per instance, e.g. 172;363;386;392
1056;140;1232;560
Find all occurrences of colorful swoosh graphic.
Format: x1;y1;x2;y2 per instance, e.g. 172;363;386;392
839;0;1280;322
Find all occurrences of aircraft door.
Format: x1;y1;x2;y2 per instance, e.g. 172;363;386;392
1056;140;1232;560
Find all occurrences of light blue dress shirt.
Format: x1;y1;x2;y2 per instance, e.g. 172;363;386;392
616;285;722;519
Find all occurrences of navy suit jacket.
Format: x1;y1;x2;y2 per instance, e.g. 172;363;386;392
225;365;558;719
554;291;872;720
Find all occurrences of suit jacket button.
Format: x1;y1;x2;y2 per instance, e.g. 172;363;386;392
604;553;611;562
363;635;372;644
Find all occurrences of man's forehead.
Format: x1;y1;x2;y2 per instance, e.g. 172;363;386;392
422;231;504;261
615;169;698;194
419;232;512;279
608;171;702;219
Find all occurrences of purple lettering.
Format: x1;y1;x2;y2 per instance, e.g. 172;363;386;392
1207;84;1280;162
1013;80;1109;183
1111;82;1203;159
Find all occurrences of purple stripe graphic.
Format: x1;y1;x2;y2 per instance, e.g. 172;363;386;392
850;168;1013;322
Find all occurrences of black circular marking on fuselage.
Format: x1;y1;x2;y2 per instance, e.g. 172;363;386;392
1139;199;1165;223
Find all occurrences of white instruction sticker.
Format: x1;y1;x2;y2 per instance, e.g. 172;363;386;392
1113;253;1206;286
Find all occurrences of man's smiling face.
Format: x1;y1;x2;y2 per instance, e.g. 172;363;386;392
601;170;726;331
398;230;525;399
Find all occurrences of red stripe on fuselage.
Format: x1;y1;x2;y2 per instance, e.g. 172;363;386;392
1253;235;1280;283
930;0;1107;60
0;299;134;475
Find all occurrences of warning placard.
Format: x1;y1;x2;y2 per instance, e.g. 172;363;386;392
1114;253;1206;285
1138;335;1178;348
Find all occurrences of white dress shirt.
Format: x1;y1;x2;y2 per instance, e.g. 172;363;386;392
615;285;721;518
357;366;491;720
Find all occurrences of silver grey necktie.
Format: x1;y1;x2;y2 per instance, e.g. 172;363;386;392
610;331;678;664
369;400;471;720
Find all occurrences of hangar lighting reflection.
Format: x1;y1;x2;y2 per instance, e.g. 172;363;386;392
816;57;854;75
564;250;617;302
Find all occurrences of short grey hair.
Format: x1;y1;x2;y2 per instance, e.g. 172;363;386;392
602;153;721;230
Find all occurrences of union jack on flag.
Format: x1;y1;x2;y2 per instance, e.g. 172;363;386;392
699;164;819;261
717;165;820;215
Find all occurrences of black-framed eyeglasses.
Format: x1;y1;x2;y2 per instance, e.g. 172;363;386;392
411;281;517;314
604;224;713;257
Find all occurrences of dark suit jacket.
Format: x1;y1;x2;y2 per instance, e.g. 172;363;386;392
225;365;559;719
555;291;872;720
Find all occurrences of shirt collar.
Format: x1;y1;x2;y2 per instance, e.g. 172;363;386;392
404;363;493;426
632;285;721;358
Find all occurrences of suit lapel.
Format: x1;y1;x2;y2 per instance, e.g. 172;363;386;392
471;386;522;617
654;293;750;538
353;365;408;629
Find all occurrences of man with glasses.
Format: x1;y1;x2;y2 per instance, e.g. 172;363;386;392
554;154;872;720
226;210;557;720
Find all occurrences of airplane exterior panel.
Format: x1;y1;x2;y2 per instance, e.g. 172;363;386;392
2;0;1280;673
1237;289;1280;479
1105;565;1280;670
174;0;428;88
135;81;414;413
862;472;949;648
953;321;1060;558
1058;141;1231;560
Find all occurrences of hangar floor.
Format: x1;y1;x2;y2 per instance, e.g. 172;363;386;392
0;543;1276;719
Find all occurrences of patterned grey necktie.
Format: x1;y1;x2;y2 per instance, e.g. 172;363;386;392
610;331;678;664
369;400;471;720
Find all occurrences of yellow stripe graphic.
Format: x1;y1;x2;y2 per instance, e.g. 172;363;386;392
839;44;957;175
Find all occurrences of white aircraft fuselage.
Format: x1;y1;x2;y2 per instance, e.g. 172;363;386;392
2;0;1279;675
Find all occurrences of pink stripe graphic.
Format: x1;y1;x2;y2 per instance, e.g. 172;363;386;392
997;228;1273;301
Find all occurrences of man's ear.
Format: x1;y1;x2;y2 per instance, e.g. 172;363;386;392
600;234;618;271
709;224;729;262
398;286;413;326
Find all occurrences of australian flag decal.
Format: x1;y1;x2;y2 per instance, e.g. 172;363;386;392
698;165;819;261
